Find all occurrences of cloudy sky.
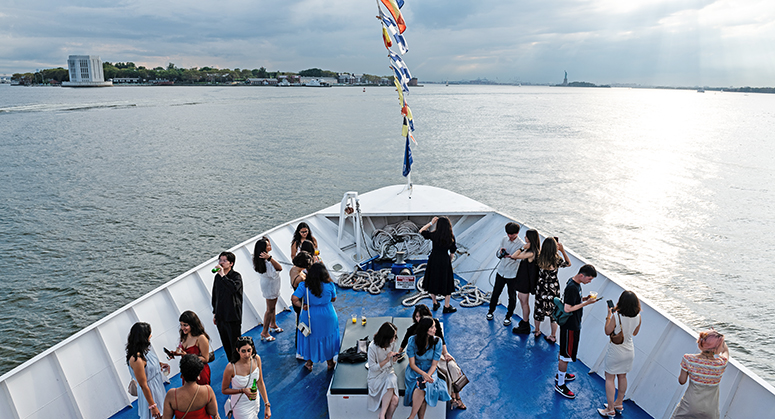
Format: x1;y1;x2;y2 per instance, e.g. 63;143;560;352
2;0;774;86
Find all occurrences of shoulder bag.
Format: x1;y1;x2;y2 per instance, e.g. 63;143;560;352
609;313;624;345
127;379;137;397
297;286;312;337
224;358;253;418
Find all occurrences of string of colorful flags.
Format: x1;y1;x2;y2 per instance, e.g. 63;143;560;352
376;0;414;178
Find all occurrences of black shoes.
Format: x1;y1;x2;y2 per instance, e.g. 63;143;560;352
432;302;441;311
512;320;531;334
442;305;457;314
555;383;576;399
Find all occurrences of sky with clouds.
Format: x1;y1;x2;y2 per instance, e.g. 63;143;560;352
2;0;774;86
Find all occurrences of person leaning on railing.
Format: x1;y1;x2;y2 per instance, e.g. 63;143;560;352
670;329;729;419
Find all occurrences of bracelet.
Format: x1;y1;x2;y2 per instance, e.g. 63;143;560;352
148;404;157;410
265;403;271;407
267;255;273;261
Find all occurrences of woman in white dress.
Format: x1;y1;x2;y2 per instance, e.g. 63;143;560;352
598;291;642;417
367;322;400;419
221;336;271;419
253;237;283;342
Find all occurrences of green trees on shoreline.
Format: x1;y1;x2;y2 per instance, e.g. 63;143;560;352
12;63;388;85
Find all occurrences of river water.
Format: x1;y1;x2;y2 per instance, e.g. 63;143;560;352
1;84;774;385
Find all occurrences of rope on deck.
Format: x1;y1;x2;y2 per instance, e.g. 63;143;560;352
337;269;390;294
371;220;431;259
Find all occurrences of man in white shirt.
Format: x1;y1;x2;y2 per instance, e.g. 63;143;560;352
486;222;525;326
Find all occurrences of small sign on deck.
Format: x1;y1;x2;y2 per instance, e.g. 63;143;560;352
395;275;416;290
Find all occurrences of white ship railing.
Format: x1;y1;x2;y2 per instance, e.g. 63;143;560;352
1;185;773;419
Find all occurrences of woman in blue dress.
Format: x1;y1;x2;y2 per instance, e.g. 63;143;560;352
292;262;341;371
127;322;169;419
404;317;451;418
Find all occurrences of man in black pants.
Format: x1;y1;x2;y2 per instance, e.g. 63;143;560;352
486;222;524;326
555;264;598;399
212;251;243;363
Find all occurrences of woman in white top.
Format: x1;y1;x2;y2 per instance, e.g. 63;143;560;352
598;291;642;418
367;322;400;419
221;336;271;419
252;237;283;342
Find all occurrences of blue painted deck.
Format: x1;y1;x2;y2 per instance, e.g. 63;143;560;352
112;279;653;419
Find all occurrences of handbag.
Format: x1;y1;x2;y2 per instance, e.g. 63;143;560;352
357;337;370;354
609;313;624;345
437;358;469;393
297;286;312;337
127;379;137;397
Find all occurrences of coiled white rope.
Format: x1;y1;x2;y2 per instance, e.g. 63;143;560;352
338;269;390;295
371;220;431;259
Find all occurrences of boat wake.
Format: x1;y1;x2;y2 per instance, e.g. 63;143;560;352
0;102;138;114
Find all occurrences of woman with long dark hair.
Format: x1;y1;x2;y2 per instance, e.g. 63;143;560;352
399;305;466;409
367;322;400;419
598;291;642;417
290;222;318;259
291;262;341;371
289;250;313;359
126;322;169;419
253;237;283;342
534;237;571;343
169;310;211;385
403;317;451;418
161;354;218;419
222;336;271;419
419;216;457;313
511;229;541;334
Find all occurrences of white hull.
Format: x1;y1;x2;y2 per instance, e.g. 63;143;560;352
1;185;773;418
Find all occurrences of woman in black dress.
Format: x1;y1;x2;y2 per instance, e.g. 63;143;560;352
419;216;457;313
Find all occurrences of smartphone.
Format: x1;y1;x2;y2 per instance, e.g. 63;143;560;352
606;300;614;309
417;378;426;390
553;236;559;243
163;347;175;359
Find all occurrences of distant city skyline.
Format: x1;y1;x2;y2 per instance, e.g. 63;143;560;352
2;0;775;87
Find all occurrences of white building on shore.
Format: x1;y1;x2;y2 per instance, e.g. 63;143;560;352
62;55;112;87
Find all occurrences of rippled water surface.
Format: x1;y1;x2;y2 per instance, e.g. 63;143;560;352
1;84;774;384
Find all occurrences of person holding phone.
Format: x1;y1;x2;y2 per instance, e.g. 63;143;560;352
403;317;451;419
367;322;400;419
126;322;169;419
253;237;283;342
597;291;642;417
554;264;598;399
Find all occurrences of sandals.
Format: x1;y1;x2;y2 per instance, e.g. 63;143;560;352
452;397;467;410
604;403;624;414
270;327;283;333
327;360;336;370
544;335;557;344
597;408;615;418
534;330;542;338
304;361;313;372
260;335;276;342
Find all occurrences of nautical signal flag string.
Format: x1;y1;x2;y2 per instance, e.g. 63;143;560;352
375;0;414;176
